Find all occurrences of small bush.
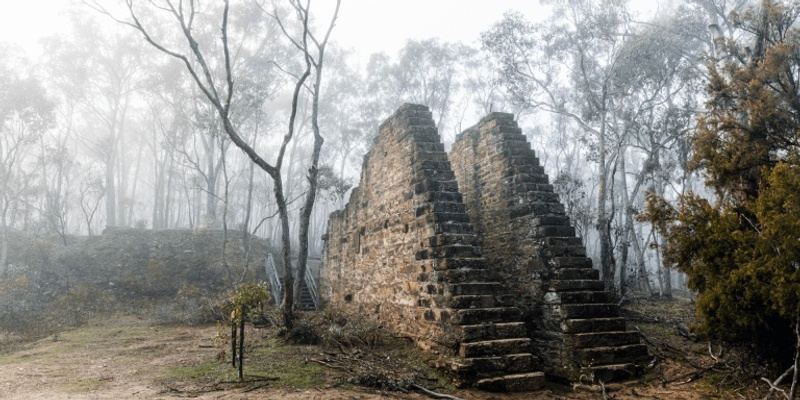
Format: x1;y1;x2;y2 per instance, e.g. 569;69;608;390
321;310;384;350
285;319;320;345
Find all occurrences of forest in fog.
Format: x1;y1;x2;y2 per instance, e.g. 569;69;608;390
6;0;800;396
0;0;773;299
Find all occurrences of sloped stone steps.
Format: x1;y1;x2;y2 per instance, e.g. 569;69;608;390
539;250;650;380
439;253;544;391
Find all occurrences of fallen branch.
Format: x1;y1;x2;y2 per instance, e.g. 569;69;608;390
311;357;351;372
667;364;718;385
410;383;464;400
599;380;609;400
243;383;272;392
763;365;794;400
708;342;724;363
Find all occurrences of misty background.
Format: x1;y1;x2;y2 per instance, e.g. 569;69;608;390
0;0;745;305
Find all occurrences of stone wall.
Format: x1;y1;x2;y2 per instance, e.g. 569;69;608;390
322;104;648;388
322;104;469;347
449;112;649;381
449;113;554;313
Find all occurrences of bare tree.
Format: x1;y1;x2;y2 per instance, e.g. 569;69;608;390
89;0;339;328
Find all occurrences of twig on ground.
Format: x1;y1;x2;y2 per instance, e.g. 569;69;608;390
708;342;724;363
311;357;352;372
410;383;464;400
599;380;609;400
762;365;794;400
668;364;719;385
243;383;272;392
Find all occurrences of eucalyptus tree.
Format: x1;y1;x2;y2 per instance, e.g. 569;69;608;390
91;0;340;328
44;14;151;228
483;1;714;295
0;48;55;266
606;5;708;296
482;1;637;289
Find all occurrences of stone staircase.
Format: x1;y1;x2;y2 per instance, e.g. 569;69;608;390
401;106;545;391
449;112;650;382
536;222;650;382
436;253;546;391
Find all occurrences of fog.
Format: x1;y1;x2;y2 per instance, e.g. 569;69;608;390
0;0;752;336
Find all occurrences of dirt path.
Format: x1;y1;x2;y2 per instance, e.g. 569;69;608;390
0;314;720;399
0;317;435;399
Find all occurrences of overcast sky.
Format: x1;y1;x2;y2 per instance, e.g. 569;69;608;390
0;0;661;61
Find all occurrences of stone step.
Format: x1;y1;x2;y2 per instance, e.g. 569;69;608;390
453;307;522;325
475;372;546;392
501;142;534;156
518;188;560;203
585;362;645;383
544;244;587;258
450;295;497;309
434;221;473;235
412;150;449;163
561;317;628;333
549;280;606;292
509;202;565;219
506;172;549;185
425;233;478;247
432;257;487;271
459;338;532;358
428;212;471;224
573;344;650;366
544;290;612;304
545;237;583;247
460;322;528;342
535;225;576;238
416;159;451;173
451;353;536;381
416;244;481;260
533;215;570;227
553;257;593;269
438;268;492;284
552;267;599;280
544;303;621;319
567;331;643;348
448;282;504;296
425;190;464;204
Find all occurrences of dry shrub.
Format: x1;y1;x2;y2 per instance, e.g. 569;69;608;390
321;310;384;350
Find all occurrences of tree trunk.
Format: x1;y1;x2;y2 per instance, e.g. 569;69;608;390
619;153;652;296
105;156;116;228
230;319;237;367
294;53;327;309
237;318;245;381
790;316;800;399
275;176;294;329
597;111;616;291
656;183;672;298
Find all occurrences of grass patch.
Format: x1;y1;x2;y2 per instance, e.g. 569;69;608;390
168;360;233;381
166;339;325;389
63;378;105;393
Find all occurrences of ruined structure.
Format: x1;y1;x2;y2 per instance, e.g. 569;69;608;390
321;104;648;390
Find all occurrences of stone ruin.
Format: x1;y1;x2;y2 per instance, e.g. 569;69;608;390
320;104;649;391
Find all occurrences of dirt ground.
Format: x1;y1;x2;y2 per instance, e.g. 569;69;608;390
0;299;765;399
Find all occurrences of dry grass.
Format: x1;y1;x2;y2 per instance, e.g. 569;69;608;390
0;299;781;399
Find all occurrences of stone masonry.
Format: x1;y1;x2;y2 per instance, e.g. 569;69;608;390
449;112;649;382
321;104;649;390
